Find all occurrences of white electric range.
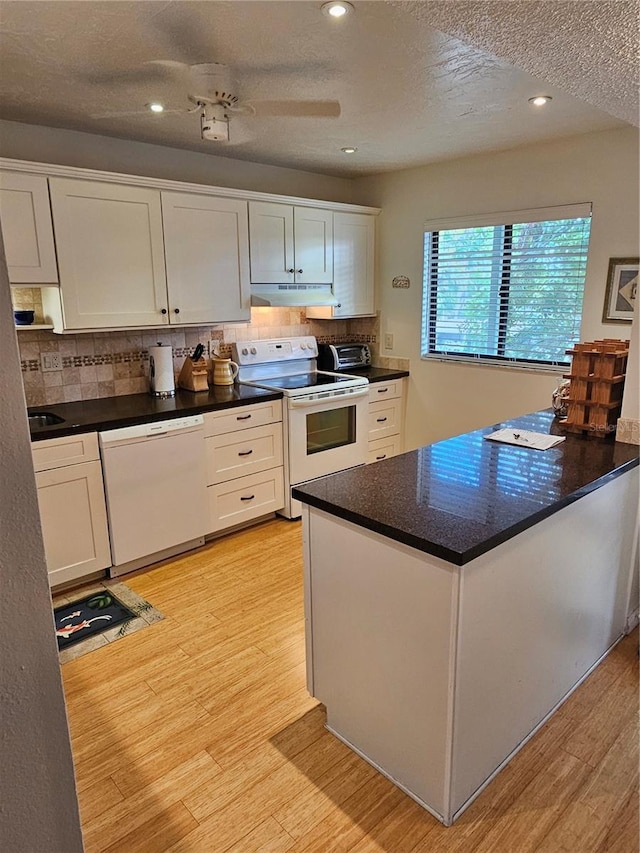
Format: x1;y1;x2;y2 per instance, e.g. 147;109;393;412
233;336;369;518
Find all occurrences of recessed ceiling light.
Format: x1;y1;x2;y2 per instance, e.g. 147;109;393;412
321;2;354;18
528;96;552;107
341;146;357;154
148;103;165;113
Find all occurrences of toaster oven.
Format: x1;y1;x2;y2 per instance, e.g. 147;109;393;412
318;343;371;371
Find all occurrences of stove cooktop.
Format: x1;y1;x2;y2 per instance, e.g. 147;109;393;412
248;371;362;391
241;370;369;397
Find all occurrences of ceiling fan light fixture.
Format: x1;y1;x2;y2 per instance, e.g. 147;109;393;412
341;146;357;154
528;95;552;107
321;1;353;18
200;103;230;142
148;102;165;113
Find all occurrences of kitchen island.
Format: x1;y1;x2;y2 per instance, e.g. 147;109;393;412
292;410;639;826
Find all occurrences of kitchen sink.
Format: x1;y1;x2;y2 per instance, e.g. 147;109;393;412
28;412;66;428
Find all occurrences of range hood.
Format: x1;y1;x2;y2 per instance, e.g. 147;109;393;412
250;284;338;308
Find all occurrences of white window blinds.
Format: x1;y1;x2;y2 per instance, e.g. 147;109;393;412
422;204;592;368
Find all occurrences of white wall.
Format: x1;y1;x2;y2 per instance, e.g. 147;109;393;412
0;232;84;849
0;119;355;203
354;127;640;448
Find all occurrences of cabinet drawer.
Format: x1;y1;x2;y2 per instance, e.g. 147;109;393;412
207;468;285;533
206;422;283;485
32;431;100;472
368;436;402;464
204;399;282;436
368;379;403;402
368;399;402;440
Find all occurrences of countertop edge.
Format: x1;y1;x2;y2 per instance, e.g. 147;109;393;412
292;448;639;567
28;388;284;441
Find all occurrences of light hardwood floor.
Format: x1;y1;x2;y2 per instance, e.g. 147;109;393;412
60;518;639;853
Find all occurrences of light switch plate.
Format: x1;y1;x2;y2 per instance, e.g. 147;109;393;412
41;352;62;372
384;334;394;350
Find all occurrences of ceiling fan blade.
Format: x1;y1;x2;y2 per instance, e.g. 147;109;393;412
248;100;341;118
79;65;172;87
90;107;187;120
151;10;216;65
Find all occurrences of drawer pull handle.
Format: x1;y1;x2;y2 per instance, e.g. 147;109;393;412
240;494;255;501
376;454;387;460
236;414;252;420
238;449;253;457
377;388;389;393
376;417;388;423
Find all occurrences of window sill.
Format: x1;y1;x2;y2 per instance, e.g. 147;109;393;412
421;354;567;374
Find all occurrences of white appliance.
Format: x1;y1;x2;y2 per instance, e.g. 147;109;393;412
99;415;208;576
233;336;369;518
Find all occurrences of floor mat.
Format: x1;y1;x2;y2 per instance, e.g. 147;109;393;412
52;581;164;663
54;591;136;650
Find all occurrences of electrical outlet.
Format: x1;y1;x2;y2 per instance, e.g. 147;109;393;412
384;334;394;350
41;352;62;372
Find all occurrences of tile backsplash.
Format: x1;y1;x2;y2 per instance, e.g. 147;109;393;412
15;291;380;407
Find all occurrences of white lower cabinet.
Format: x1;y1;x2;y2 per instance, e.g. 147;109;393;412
204;400;285;534
32;432;111;587
368;435;403;464
208;469;285;533
367;379;405;463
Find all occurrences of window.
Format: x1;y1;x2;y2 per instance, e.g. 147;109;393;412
422;204;592;368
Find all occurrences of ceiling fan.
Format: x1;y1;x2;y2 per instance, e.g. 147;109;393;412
90;62;341;144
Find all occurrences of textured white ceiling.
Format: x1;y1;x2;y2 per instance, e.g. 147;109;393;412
393;0;639;126
0;0;635;177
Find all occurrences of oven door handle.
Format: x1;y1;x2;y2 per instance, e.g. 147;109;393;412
288;386;370;408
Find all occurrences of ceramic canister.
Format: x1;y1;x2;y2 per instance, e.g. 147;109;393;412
211;356;239;386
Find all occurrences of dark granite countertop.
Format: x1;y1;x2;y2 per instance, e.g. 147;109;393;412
344;366;410;383
28;366;408;441
28;385;282;441
292;409;639;566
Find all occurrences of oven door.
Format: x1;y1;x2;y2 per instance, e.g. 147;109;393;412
287;386;369;485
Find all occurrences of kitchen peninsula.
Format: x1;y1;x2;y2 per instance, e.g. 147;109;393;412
293;410;639;826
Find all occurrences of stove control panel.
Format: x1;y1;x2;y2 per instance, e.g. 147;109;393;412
233;336;318;365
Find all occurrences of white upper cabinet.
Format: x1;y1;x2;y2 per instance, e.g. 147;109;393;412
49;177;168;329
161;192;250;324
0;172;58;283
307;212;376;319
249;201;333;285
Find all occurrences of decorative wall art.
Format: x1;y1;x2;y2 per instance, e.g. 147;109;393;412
602;257;638;323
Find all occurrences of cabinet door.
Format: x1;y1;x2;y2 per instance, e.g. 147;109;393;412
294;207;333;284
0;172;58;283
249;201;295;284
162;192;250;324
49;178;168;329
333;212;374;317
36;459;111;586
307;212;374;319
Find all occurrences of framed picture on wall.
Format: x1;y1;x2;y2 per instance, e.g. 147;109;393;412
602;257;638;323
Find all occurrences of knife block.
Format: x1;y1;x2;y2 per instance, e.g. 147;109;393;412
177;357;209;392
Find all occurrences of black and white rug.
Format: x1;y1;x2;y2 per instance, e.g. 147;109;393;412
52;581;164;663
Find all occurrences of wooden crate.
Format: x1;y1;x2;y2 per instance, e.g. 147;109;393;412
561;339;629;438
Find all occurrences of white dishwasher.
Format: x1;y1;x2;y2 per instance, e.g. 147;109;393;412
99;415;208;576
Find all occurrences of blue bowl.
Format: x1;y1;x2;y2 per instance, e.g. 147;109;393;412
14;310;35;325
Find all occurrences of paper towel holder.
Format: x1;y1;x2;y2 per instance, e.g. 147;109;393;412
149;343;176;398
